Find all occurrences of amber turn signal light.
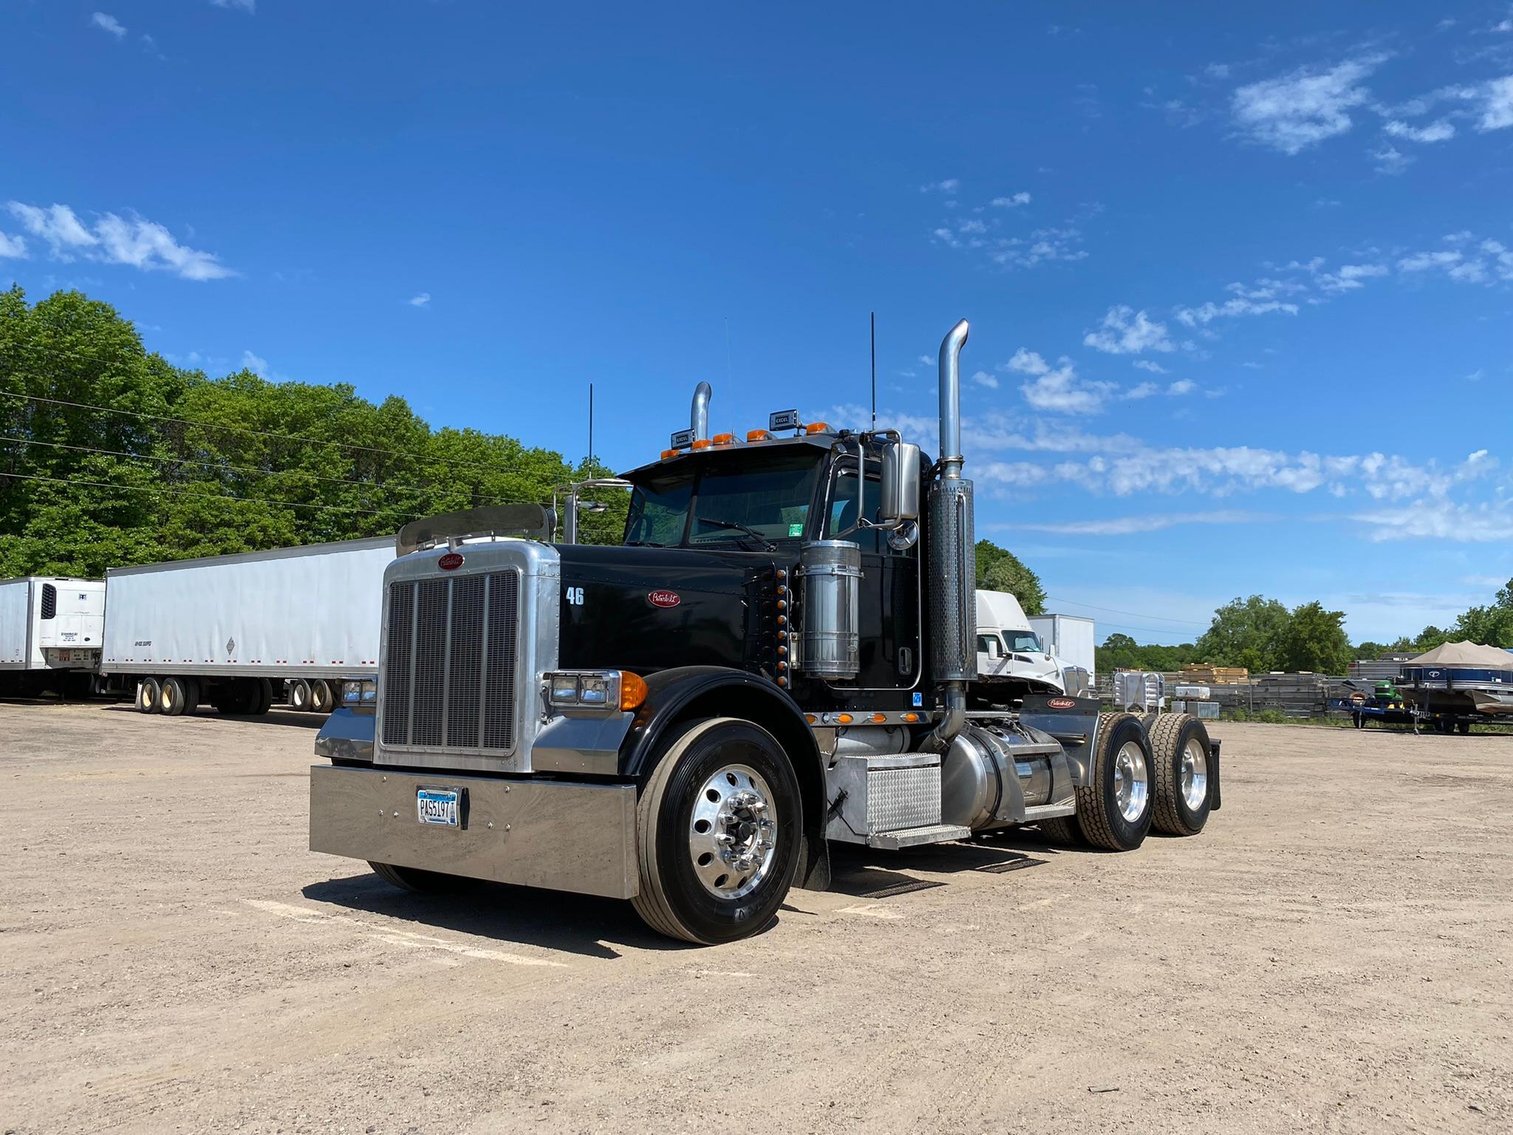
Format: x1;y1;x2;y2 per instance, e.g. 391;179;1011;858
619;671;649;711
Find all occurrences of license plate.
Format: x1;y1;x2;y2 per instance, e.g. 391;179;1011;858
416;788;460;827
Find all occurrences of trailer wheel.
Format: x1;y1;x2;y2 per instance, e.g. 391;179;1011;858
1148;713;1213;836
632;717;801;945
310;679;334;714
181;676;201;716
135;677;161;714
1458;721;1471;735
251;677;273;715
1071;712;1154;851
1036;815;1084;845
289;679;312;712
158;676;190;717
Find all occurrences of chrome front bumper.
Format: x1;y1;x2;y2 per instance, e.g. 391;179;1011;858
308;764;639;899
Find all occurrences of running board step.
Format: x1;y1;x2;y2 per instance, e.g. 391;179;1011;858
869;824;972;850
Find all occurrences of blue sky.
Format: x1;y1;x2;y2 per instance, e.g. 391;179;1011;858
2;1;1511;645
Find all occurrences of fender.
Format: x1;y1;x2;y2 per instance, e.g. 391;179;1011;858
621;666;830;890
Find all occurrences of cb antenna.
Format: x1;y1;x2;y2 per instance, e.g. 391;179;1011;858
587;382;594;469
869;311;877;429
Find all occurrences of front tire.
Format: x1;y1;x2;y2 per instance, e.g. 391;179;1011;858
1149;713;1214;836
368;861;469;892
632;717;801;945
1071;712;1155;851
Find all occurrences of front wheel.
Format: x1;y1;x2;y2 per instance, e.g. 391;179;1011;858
368;861;470;892
1070;712;1155;851
632;717;802;945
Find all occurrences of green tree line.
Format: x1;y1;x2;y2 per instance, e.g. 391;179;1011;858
1099;580;1513;677
0;287;624;576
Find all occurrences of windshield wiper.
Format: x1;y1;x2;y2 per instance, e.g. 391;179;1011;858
624;539;668;548
695;516;777;551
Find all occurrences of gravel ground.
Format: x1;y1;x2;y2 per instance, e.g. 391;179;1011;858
1;703;1510;1134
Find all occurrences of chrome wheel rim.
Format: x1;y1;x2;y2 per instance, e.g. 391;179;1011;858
1113;740;1149;823
1180;737;1209;811
688;763;777;901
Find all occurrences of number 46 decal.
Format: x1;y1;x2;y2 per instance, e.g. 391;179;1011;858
565;586;585;606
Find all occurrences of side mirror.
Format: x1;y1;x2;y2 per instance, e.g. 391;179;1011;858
880;442;921;523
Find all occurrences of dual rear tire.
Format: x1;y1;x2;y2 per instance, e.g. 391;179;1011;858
1041;711;1214;848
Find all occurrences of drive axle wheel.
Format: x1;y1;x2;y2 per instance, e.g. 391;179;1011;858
633;717;801;945
1071;712;1154;851
1148;713;1214;836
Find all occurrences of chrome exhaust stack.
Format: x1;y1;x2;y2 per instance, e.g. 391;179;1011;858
691;381;712;440
926;319;977;751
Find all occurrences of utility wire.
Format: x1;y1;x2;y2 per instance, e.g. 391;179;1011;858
0;468;439;516
0;433;542;506
1044;595;1206;630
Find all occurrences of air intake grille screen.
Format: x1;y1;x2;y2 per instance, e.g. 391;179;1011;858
381;570;520;753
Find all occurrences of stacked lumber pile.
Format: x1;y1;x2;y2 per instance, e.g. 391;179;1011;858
1180;664;1250;684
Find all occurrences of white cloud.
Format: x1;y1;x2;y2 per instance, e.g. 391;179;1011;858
0;231;25;258
1231;56;1384;154
1167;379;1196;396
1125;382;1159;400
1175;293;1299;326
1371;144;1413;175
5;201;233;280
241;350;269;376
970;369;998;390
1383;119;1456;143
91;12;126;37
1083;305;1174;355
920;178;959;194
1016;510;1263;536
1476;75;1513;130
991;192;1032;207
1355;502;1513;542
1397;234;1513;284
211;0;256;11
1132;359;1168;374
407;292;431;307
1007;349;1115;414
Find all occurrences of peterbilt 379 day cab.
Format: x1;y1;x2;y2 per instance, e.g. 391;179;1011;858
309;320;1220;944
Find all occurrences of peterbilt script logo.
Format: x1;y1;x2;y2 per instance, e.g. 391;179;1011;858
647;590;681;609
1047;697;1077;709
438;552;464;571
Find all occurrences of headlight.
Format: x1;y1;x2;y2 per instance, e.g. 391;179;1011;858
544;670;647;712
341;678;377;707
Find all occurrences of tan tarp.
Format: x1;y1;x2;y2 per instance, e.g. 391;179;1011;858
1408;640;1513;668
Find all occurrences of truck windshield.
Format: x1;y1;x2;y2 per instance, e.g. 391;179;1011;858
1006;632;1044;653
625;453;822;548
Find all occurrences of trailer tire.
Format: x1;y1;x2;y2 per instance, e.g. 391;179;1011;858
368;861;470;893
631;717;801;945
1148;713;1213;836
251;677;273;716
182;676;201;716
135;677;161;714
1458;721;1471;735
1071;712;1154;851
289;679;312;712
159;676;190;717
310;679;334;714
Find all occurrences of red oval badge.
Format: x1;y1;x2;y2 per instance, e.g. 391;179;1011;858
438;552;464;571
1047;697;1077;709
647;590;681;609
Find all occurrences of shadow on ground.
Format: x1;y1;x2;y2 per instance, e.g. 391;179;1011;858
302;872;686;961
101;703;327;729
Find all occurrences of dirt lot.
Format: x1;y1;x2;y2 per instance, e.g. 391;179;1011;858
1;705;1510;1134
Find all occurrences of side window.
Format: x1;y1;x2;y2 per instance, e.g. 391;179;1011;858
825;461;882;553
40;584;57;620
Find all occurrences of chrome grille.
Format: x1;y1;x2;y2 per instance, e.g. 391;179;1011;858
382;570;520;753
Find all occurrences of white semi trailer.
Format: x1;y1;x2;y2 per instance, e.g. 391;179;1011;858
101;537;394;716
0;577;106;696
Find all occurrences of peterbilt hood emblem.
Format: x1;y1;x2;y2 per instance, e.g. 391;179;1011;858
647;590;681;609
438;552;465;571
1047;697;1077;709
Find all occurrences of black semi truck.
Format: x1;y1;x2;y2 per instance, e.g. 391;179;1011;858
309;320;1219;944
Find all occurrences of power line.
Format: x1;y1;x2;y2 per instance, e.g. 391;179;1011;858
0;433;540;506
0;468;418;516
1045;595;1206;629
0;389;406;458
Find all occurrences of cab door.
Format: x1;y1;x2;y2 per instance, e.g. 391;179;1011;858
822;456;921;694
